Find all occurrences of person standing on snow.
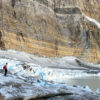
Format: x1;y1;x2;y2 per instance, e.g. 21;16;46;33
3;63;8;76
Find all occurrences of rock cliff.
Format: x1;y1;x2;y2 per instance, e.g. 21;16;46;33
0;0;100;63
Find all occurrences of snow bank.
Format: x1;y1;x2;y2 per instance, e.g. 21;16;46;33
85;15;100;28
0;50;100;83
0;49;97;69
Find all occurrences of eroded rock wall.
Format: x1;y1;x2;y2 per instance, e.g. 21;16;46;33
0;0;100;63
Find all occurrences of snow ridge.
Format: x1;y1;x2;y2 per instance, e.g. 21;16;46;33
85;15;100;28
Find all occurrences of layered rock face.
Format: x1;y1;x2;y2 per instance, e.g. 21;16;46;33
0;0;100;63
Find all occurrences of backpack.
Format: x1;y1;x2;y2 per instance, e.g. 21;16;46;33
3;66;6;70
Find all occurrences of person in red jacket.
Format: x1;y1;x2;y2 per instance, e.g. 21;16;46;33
3;63;8;76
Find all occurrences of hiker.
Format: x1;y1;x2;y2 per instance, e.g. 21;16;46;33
3;63;8;76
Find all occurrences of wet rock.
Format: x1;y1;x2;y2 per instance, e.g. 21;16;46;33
85;70;100;74
22;63;30;70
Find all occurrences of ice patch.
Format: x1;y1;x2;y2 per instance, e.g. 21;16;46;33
96;89;100;94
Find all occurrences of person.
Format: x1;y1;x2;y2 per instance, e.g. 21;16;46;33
3;63;8;76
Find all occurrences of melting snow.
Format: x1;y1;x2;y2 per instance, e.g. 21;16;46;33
85;15;100;28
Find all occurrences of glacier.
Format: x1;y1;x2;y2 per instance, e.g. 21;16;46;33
0;50;100;99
